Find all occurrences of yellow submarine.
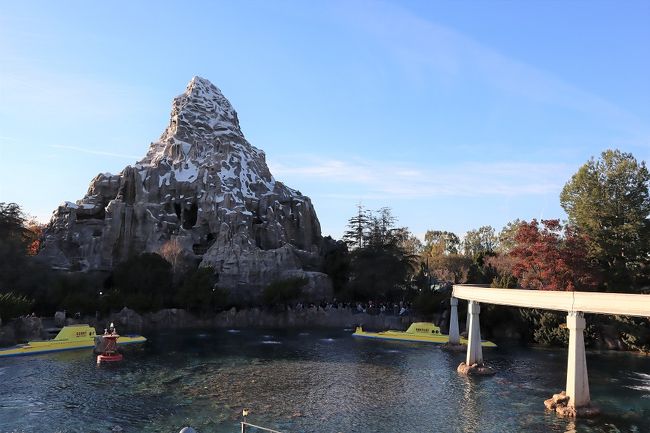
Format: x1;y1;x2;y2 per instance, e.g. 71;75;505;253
0;324;146;357
353;322;496;347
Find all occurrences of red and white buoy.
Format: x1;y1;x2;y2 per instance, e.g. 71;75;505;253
97;323;123;364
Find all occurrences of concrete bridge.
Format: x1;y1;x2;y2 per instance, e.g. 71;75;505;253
449;284;650;412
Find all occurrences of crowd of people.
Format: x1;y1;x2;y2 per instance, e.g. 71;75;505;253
291;299;412;316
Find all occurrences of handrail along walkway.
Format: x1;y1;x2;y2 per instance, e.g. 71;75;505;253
241;421;284;433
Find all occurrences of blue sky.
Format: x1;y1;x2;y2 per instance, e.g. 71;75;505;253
1;0;648;240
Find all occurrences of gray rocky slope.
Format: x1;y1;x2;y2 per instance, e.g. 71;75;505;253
40;77;332;298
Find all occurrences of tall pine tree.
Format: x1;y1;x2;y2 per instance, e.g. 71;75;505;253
342;204;370;250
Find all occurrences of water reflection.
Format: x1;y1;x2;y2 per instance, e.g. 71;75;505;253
0;330;649;433
564;420;577;433
459;376;481;433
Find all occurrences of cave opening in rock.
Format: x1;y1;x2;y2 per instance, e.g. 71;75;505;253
76;207;106;221
182;202;198;229
120;174;137;205
192;232;216;256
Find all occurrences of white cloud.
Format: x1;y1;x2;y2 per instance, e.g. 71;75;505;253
269;155;571;199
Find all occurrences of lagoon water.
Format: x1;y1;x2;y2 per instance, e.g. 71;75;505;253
1;328;649;433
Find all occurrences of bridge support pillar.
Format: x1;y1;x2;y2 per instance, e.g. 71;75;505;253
449;297;460;345
545;311;599;416
566;311;590;408
466;300;483;365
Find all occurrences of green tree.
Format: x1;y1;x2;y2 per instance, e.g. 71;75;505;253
110;253;173;312
560;149;650;290
428;253;472;284
0;203;33;290
347;245;414;301
50;272;103;314
343;207;418;301
177;267;228;314
496;219;524;255
342;204;370;250
263;277;307;306
424;230;460;255
322;237;350;294
365;207;399;248
0;203;53;308
0;203;35;248
396;229;424;256
463;225;497;258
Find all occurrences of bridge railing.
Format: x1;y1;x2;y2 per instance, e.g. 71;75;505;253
452;285;650;317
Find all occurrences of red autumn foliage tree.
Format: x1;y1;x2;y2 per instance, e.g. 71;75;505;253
26;220;44;256
510;219;598;291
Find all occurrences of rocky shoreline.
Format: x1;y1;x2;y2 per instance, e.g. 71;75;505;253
0;307;413;346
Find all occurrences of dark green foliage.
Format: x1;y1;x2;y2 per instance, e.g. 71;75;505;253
608;316;650;354
110;253;173;312
478;304;526;340
0;292;34;319
465;252;498;284
347;245;413;302
263;277;307;305
412;289;448;317
491;272;518;289
519;309;570;346
99;288;126;314
365;207;398;248
0;203;34;247
49;272;103;314
176;267;229;314
0;203;54;311
340;206;418;303
322;237;350;293
342;204;370;250
411;262;432;292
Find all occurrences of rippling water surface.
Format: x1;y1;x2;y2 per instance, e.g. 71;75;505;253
1;329;649;433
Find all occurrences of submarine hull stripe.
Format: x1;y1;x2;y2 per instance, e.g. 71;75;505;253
352;332;496;347
0;338;147;358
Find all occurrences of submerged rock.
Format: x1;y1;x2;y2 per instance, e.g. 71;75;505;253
544;390;601;418
39;77;332;297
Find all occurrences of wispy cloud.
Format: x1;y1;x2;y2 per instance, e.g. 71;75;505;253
335;0;648;137
49;144;140;160
269;155;571;199
0;68;148;120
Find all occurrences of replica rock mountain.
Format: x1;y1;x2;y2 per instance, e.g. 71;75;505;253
40;77;333;298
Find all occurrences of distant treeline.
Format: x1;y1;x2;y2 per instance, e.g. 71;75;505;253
1;149;648;351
